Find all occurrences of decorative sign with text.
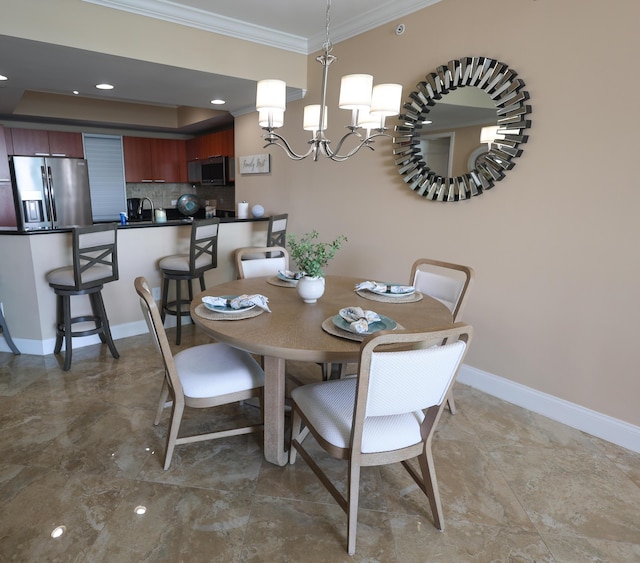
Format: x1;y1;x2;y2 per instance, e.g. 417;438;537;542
239;154;271;174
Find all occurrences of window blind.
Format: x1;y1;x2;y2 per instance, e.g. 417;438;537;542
82;134;126;222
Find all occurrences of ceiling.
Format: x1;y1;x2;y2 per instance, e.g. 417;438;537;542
0;0;441;135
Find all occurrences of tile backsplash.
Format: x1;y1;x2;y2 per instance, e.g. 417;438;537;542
126;183;235;211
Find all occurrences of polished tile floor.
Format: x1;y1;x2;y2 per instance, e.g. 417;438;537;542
1;327;639;562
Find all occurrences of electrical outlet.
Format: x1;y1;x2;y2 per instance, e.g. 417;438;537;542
171;200;177;205
152;287;161;301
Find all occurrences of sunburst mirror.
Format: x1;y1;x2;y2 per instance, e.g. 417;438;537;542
394;56;531;201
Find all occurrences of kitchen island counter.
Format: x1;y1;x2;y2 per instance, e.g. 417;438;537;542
0;215;268;235
0;218;271;354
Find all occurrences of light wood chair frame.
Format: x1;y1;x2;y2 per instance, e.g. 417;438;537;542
290;323;473;555
410;258;475;414
234;245;290;279
135;276;264;470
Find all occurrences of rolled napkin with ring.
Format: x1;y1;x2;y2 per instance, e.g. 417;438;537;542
355;281;415;294
339;306;381;334
202;294;271;312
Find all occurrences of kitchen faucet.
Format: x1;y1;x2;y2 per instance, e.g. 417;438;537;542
138;197;154;221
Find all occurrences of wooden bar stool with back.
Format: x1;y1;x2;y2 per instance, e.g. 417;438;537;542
45;223;120;371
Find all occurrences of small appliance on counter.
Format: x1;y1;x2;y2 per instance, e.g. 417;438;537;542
126;198;142;222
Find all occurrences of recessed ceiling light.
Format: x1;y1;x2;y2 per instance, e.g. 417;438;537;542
134;505;147;515
0;75;8;81
210;99;225;105
96;83;114;90
72;90;79;95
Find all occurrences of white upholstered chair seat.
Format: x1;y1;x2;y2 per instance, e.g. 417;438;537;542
159;254;211;272
175;343;265;399
291;379;424;453
46;264;114;287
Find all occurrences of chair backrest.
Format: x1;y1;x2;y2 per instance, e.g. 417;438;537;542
71;223;118;290
353;324;472;451
410;258;474;321
189;218;220;275
134;276;184;398
235;246;290;279
267;213;288;247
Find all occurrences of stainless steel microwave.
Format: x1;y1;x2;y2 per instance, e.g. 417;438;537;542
188;156;228;185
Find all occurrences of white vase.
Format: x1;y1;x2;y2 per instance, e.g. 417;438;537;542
296;276;325;303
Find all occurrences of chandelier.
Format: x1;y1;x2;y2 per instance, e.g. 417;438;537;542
255;0;403;162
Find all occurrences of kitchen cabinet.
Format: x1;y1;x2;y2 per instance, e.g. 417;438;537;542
186;128;234;161
0;126;17;227
8;128;84;158
123;137;187;183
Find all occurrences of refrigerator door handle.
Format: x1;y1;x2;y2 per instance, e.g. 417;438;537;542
46;166;58;223
40;165;54;224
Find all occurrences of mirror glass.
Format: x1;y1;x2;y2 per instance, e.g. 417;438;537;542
394;56;531;201
419;88;496;177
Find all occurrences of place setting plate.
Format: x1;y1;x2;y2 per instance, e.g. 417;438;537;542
195;295;263;320
322;313;403;342
267;270;303;287
355;282;423;303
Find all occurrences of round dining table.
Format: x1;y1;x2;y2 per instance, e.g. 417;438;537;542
190;275;453;466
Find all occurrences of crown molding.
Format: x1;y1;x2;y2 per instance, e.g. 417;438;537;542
83;0;442;55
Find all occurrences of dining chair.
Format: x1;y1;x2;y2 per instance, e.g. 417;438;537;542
266;213;288;247
158;217;220;345
235;245;289;279
289;323;473;555
409;258;475;414
135;276;265;470
46;223;119;370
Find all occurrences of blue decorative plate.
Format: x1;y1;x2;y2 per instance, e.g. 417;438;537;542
332;314;397;335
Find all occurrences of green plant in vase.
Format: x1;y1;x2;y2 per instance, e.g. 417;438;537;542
287;230;347;279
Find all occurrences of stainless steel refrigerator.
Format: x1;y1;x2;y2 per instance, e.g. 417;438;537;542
10;156;93;231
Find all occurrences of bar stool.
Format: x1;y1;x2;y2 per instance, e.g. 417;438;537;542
46;223;119;371
158;218;220;345
266;213;288;247
0;302;20;354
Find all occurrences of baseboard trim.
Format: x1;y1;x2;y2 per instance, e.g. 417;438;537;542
458;364;640;454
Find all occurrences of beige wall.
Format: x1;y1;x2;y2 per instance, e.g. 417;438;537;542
235;0;640;428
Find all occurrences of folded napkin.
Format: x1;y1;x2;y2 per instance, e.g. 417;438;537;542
339;306;381;334
202;294;271;312
278;270;303;280
355;281;415;294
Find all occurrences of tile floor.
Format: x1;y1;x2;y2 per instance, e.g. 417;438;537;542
1;327;639;562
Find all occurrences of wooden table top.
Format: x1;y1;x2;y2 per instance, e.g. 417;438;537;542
190;275;453;363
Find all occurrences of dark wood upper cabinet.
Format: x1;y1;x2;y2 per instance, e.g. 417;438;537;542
8;128;84;158
123;136;187;183
186;128;234;161
48;131;84;157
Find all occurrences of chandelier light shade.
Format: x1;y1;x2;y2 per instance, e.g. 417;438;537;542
339;74;374;109
256;79;287;112
256;0;402;161
303;105;328;132
259;109;284;128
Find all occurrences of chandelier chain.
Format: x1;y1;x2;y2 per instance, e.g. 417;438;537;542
323;0;333;54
